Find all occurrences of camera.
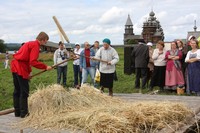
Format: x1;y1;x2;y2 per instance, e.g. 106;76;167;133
61;56;65;60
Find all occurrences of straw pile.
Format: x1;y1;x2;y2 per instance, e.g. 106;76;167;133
18;84;192;133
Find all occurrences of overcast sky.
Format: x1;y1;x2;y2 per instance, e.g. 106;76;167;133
0;0;200;44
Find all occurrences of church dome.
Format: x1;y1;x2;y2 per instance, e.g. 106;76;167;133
149;11;155;16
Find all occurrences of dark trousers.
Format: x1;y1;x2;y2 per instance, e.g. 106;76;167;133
135;68;148;89
150;66;166;89
73;65;82;86
12;73;29;117
57;66;67;86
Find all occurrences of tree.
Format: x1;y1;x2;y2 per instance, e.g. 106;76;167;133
127;39;138;45
0;39;6;53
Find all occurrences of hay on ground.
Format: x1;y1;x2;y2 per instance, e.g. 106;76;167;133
18;84;192;133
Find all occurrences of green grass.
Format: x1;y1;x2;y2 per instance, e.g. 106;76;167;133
0;48;137;110
0;48;187;110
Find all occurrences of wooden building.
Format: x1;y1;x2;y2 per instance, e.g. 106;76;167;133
124;11;164;75
40;41;58;52
40;41;74;53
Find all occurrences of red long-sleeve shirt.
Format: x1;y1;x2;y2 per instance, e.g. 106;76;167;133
11;40;47;79
85;49;91;67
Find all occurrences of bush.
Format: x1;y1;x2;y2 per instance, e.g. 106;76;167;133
0;39;6;53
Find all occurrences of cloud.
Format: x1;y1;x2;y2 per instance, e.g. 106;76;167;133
0;34;32;43
71;25;103;35
48;30;59;36
162;13;198;39
1;0;200;44
171;13;198;26
133;23;143;34
156;11;167;20
99;7;124;24
105;27;122;34
70;25;123;35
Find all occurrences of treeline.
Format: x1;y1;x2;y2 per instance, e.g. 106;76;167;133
0;39;21;52
0;39;6;53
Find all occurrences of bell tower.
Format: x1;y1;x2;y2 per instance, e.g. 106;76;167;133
124;14;134;44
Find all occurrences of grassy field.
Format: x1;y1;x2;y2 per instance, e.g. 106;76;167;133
0;48;141;110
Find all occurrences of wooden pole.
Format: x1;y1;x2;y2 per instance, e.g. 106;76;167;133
57;27;64;43
52;16;70;43
0;108;15;116
30;58;73;79
70;51;120;66
71;52;109;64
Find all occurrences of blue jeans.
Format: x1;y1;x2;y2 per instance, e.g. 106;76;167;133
73;65;82;86
82;67;95;85
57;66;67;86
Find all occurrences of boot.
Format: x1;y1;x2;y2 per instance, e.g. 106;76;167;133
13;97;20;117
108;88;113;96
20;97;29;118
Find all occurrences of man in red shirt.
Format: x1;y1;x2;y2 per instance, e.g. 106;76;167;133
11;32;52;118
79;42;96;86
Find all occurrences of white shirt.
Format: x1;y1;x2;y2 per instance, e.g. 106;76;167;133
152;49;167;66
73;48;83;65
185;49;200;62
53;48;69;67
95;46;119;73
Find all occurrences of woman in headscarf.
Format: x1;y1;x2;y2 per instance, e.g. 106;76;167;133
165;41;184;90
95;38;119;96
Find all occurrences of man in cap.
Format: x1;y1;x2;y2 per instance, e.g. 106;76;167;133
131;40;149;89
73;42;83;89
95;38;119;96
11;32;52;118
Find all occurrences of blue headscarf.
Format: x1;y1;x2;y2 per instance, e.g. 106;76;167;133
103;38;111;45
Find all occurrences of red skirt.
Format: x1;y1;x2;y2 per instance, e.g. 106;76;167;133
165;65;184;86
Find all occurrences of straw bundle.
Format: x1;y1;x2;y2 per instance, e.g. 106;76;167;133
18;84;192;133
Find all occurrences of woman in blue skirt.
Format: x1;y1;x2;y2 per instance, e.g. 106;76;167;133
185;40;200;95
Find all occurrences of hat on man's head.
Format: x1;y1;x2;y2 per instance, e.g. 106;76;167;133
147;42;153;46
188;35;195;41
103;38;111;45
75;42;80;46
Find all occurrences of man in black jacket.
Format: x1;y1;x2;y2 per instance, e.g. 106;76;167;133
131;41;149;89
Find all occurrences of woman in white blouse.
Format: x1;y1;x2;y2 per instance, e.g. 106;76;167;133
185;40;200;95
149;41;167;90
